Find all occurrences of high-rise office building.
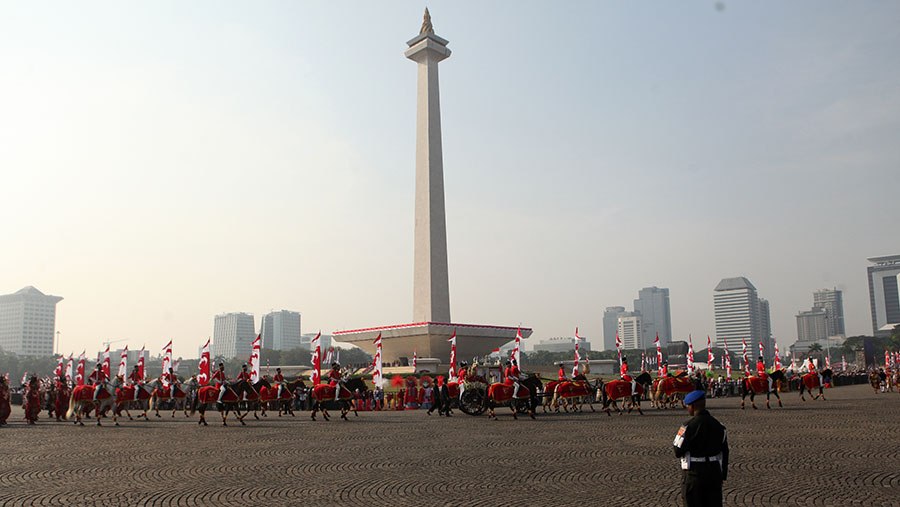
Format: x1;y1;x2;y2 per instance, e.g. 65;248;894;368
796;308;828;343
603;306;626;351
758;298;773;356
617;312;643;349
259;310;302;351
633;287;672;346
212;312;256;359
866;255;900;338
0;286;63;357
813;288;845;337
713;277;763;357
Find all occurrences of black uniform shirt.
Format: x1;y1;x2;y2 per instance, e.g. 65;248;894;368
673;409;729;479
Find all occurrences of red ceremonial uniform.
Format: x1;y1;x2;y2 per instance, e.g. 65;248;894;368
756;361;767;378
807;360;816;372
558;365;566;381
273;373;284;382
328;369;342;385
620;363;632;382
236;370;251;382
89;369;107;384
661;365;668;377
128;370;142;384
163;372;177;383
457;368;467;381
212;370;226;386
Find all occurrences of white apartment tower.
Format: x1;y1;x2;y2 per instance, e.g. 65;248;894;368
617;312;643;349
813;288;845;337
713;277;764;357
633;286;672;346
260;310;302;351
212;312;256;359
0;286;63;357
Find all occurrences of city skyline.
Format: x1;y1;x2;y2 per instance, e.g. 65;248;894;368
2;3;899;357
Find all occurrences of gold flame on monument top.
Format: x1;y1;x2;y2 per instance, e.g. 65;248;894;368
419;8;434;35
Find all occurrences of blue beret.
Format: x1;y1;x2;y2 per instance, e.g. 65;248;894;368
684;390;705;405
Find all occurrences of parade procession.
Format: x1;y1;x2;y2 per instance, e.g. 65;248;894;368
2;328;892;429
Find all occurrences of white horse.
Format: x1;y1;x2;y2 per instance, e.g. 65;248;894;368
66;378;122;426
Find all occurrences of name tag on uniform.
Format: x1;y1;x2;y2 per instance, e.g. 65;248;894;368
673;426;686;448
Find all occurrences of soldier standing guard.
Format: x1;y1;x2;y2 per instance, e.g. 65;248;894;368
673;390;728;507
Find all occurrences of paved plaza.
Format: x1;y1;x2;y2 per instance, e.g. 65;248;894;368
0;383;897;506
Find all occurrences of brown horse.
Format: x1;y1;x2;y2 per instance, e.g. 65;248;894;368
654;375;693;409
191;379;260;426
259;378;304;417
309;377;368;421
549;377;597;412
603;372;652;416
799;369;832;401
486;381;533;420
740;370;786;409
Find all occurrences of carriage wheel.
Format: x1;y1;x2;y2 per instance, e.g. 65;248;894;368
459;389;486;416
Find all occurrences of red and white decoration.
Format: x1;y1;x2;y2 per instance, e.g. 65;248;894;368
137;346;145;381
117;346;128;377
512;327;522;367
198;339;210;385
773;341;781;370
161;340;173;380
54;355;64;378
448;331;457;382
707;336;715;370
741;339;749;374
655;334;663;377
325;347;334;366
248;334;261;382
759;341;764;361
310;332;322;385
76;351;86;386
412;347;418;371
842;355;846;371
101;345;111;378
724;341;732;378
615;332;622;367
572;328;582;377
64;354;74;382
687;335;695;374
372;333;383;387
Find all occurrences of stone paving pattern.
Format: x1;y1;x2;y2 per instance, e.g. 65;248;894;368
0;384;897;506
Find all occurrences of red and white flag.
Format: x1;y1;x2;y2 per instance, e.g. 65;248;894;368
372;333;383;387
101;345;111;378
249;334;261;382
512;327;522;367
741;339;749;374
773;341;781;370
117;346;128;377
137;346;146;380
76;351;86;386
198;339;210;384
724;341;731;378
572;328;582;377
325;347;334;365
412;347;417;370
655;334;663;377
687;335;694;374
490;347;500;354
448;331;457;382
842;355;846;371
64;354;74;382
759;341;765;361
825;356;831;369
335;347;340;365
54;355;64;378
161;340;173;378
310;332;322;385
640;351;645;372
615;332;622;367
886;350;890;369
21;372;27;385
707;336;715;370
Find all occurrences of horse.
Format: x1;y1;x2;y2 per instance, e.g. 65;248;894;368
654;375;694;409
739;370;787;409
259;378;304;417
115;380;160;421
485;375;540;420
66;379;121;426
799;369;832;401
549;375;598;413
603;372;652;416
191;379;259;426
309;377;369;421
150;379;189;418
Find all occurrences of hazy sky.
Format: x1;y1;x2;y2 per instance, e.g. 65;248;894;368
2;2;898;358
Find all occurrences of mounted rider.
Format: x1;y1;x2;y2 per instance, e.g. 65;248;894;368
273;368;286;398
213;363;228;403
235;364;252;401
621;357;637;396
661;361;670;377
128;364;144;400
89;363;108;401
456;361;469;400
163;367;180;401
328;363;344;401
807;356;823;386
558;362;567;382
506;359;525;398
756;356;772;390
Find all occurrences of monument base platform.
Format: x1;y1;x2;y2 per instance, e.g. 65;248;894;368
333;322;532;364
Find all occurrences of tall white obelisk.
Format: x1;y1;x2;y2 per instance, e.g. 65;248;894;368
406;9;451;324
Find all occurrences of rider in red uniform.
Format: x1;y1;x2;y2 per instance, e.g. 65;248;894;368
807;356;823;386
89;363;107;401
273;368;286;398
620;357;636;395
456;361;469;401
128;365;143;400
328;363;343;401
756;356;772;390
212;363;228;402
558;362;567;381
661;361;669;377
163;368;179;400
508;360;524;398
